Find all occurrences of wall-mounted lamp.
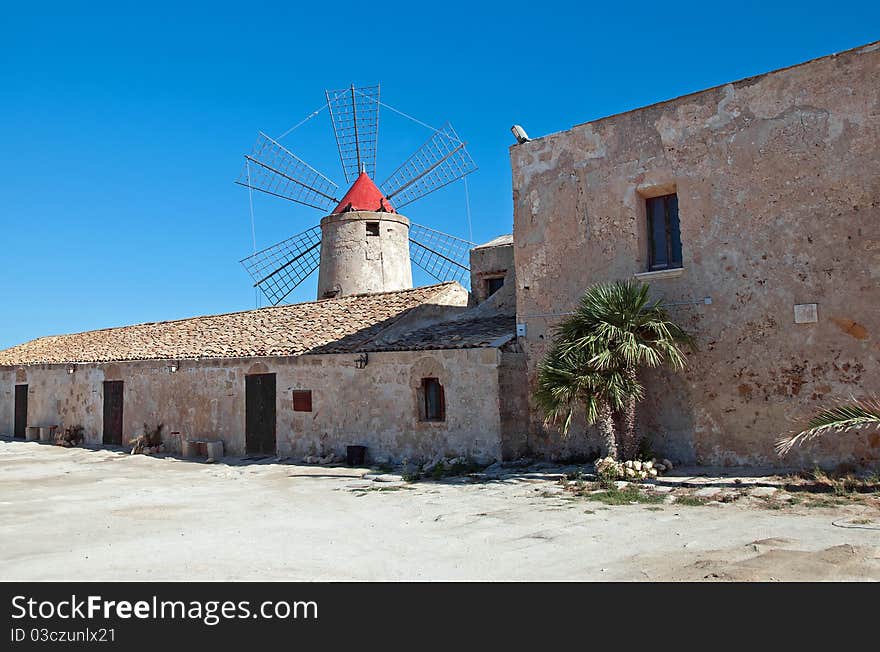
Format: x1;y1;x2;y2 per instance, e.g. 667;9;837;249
511;124;531;144
168;361;179;373
354;353;369;370
66;365;76;375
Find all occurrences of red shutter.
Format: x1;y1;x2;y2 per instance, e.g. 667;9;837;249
293;390;312;412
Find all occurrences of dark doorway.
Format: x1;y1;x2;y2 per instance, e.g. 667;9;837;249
14;385;27;439
246;373;276;455
102;381;124;446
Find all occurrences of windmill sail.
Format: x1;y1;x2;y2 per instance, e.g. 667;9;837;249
380;122;477;209
236;133;339;211
409;223;473;285
326;84;380;184
240;226;323;305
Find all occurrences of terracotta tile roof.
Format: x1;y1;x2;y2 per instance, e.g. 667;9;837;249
0;283;475;366
355;314;515;353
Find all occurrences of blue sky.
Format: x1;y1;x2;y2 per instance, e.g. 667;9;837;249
0;1;877;349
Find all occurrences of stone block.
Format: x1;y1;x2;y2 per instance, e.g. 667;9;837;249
206;441;224;460
181;440;197;458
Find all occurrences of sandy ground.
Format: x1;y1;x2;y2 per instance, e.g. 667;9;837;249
1;440;879;581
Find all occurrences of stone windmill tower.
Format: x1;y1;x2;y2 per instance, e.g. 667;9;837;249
316;168;412;298
236;84;477;303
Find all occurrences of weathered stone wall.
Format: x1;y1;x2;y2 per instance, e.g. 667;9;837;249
317;211;413;298
0;347;504;463
498;350;529;459
510;42;880;467
470;238;515;303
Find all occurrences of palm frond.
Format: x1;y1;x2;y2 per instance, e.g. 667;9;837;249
775;397;880;456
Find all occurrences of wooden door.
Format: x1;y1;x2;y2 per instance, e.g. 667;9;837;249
14;385;27;439
102;381;124;445
245;373;276;455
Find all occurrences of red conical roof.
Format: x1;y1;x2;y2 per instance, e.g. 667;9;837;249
332;172;395;214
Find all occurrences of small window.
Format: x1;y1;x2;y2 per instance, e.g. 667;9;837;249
485;276;505;297
646;194;682;271
420;378;445;422
366;222;380;237
292;390;313;412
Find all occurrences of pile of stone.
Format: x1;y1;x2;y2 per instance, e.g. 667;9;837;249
595;457;675;481
129;437;165;455
302;453;338;465
129;423;165;455
54;425;84;448
422;456;470;474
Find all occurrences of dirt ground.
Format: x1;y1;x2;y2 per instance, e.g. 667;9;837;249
1;440;879;581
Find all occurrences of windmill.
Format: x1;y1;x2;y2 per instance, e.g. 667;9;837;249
236;84;478;305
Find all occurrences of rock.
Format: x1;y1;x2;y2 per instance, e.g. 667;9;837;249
624;467;636;478
649;469;658;477
662;459;673;471
624;460;634;469
749;486;778;498
371;474;404;483
694;487;723;499
643;460;653;470
639;470;647;479
633;460;642;471
614;481;630;490
649;485;674;494
483;461;504;475
655;464;666;473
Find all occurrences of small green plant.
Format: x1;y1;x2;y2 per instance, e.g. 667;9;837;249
594;457;622;488
403;458;488;483
674;495;709;507
636;436;656;461
402;469;423;483
583;485;664;506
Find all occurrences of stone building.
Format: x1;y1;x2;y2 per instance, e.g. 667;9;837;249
509;41;879;466
0;280;520;462
0;163;522;463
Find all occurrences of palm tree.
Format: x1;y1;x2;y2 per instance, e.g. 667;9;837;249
535;279;694;460
775;397;880;456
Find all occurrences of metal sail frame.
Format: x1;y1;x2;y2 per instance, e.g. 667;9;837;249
240;226;323;305
379;122;477;209
235;133;339;211
325;84;380;184
408;223;473;285
237;85;481;304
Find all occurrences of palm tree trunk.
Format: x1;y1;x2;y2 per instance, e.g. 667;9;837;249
597;402;618;460
620;368;638;460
